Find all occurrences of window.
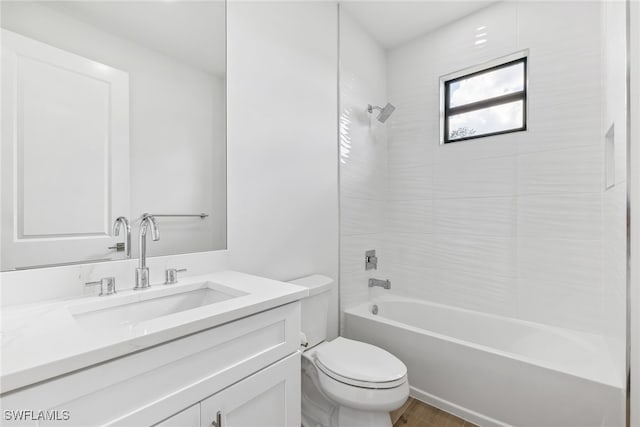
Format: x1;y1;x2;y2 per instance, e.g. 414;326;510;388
442;55;527;143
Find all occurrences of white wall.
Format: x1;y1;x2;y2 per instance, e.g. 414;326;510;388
226;1;339;338
339;8;389;317
601;0;628;392
380;0;607;334
1;2;226;264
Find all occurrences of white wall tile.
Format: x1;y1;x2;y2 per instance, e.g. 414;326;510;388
517;126;602;155
341;197;385;237
603;1;628;188
432;268;518;318
388;110;436;170
341;233;384;274
339;9;389;314
387;36;436;100
518;146;603;195
517;1;601;54
385;232;437;271
339;7;388;203
602;185;627;340
428;2;518;74
517;193;603;240
386;263;517;318
517;237;602;291
340;107;388;200
434;155;517;199
340;233;387;311
388;136;434;173
385;199;434;235
517;1;602;155
384;265;436;300
433;133;519;164
387;165;434;201
434;234;516;279
600;0;627;371
434;197;516;237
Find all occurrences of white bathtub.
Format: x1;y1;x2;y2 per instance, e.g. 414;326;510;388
344;295;625;427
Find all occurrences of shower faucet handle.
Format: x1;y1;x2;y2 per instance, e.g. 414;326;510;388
365;250;378;270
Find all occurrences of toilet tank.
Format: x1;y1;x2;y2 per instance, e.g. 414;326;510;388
288;275;333;348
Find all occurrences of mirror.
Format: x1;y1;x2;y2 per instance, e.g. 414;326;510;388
0;0;226;271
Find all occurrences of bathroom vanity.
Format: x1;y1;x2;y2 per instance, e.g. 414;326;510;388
0;2;329;426
0;271;307;426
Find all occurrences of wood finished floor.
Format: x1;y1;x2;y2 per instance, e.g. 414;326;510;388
390;398;478;427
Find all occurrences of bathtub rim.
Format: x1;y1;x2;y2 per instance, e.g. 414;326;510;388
344;295;625;390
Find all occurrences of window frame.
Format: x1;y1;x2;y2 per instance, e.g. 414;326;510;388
440;51;528;144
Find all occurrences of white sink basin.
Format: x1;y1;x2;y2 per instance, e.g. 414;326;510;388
69;282;247;330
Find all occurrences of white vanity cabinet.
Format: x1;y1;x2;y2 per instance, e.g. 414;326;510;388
155;405;200;427
1;302;302;427
154;352;300;427
200;353;300;427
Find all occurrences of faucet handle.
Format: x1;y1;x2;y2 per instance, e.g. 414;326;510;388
165;268;187;285
108;242;125;252
85;277;116;296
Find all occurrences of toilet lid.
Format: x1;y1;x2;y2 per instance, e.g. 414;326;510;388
314;337;407;389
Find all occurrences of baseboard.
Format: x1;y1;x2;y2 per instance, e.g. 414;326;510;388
409;386;512;427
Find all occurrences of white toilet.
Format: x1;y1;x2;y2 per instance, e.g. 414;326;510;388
289;275;409;427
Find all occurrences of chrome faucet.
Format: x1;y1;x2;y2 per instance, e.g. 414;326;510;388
112;216;131;259
135;214;160;290
369;278;391;290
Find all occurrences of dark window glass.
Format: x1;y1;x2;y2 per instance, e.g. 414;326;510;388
444;57;527;143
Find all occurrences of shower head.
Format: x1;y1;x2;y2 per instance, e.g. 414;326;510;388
367;102;396;123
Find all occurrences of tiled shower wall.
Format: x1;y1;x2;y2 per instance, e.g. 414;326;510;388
385;1;605;332
601;0;628;376
341;1;625;351
339;9;389;312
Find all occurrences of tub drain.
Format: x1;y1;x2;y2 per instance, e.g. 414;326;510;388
371;304;378;315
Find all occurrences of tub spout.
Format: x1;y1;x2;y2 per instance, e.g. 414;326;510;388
369;278;391;289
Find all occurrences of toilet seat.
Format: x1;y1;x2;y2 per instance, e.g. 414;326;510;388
314;360;410;412
314;337;407;389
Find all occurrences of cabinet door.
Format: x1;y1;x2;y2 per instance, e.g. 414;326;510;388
155;404;200;427
201;353;300;427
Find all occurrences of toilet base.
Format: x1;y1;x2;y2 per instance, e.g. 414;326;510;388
301;342;407;427
338;406;392;427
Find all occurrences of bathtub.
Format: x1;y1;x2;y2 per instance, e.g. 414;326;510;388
343;295;625;427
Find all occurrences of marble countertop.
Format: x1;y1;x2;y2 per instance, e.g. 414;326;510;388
0;271;308;394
